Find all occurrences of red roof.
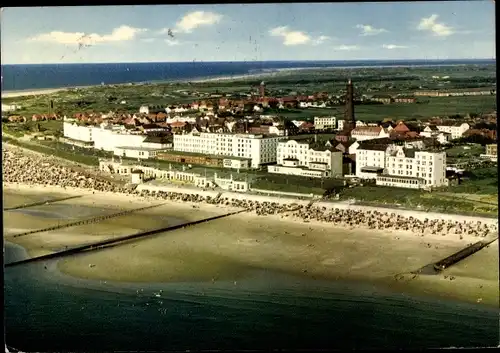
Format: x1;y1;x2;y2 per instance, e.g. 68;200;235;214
393;122;410;133
170;121;186;128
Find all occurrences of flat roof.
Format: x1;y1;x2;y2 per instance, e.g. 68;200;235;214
61;137;94;144
378;174;424;181
115;146;168;151
157;149;251;161
274;165;324;172
361;166;384;172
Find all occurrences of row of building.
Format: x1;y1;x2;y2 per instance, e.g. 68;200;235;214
60;80;493;190
414;88;496;97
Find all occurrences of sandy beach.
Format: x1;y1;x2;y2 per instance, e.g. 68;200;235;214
2;88;72;98
1;68;296;99
3;144;499;307
3;183;498;307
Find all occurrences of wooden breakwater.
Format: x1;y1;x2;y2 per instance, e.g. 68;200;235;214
11;203;167;238
413;237;498;275
3;195;83;211
433;237;497;272
5;209;246;268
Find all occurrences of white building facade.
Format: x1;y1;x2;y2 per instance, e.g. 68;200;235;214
63;121;168;153
268;139;343;178
173;132;286;168
436;122;470;140
351;126;391;141
314;116;336;130
113;147;164;160
378;145;448;188
355;146;388;179
419;126;452;145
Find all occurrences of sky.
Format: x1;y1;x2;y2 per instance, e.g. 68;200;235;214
0;2;496;64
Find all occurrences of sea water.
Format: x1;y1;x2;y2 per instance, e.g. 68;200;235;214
1;59;495;91
4;242;499;351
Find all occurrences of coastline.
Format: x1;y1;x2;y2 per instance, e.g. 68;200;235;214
3;182;499;307
1;58;496;98
1;85;101;98
1;71;282;98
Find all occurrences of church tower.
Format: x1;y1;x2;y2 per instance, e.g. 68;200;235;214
343;78;356;133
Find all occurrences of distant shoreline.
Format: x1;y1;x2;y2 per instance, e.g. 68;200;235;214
1;59;495;98
1;72;276;98
1;86;94;98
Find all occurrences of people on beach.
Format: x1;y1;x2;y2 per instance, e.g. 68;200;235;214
3;144;498;239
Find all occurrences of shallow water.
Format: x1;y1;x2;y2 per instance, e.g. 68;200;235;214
4;243;499;351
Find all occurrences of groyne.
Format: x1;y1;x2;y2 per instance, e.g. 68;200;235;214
413;237;498;275
10;203;167;238
5;209;247;268
4;195;83;211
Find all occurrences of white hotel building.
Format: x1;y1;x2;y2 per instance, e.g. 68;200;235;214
63;121;170;159
377;146;448;189
173;131;287;168
356;138;447;189
313;116;336;131
268;139;343;178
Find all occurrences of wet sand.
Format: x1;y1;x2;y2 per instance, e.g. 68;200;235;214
55;211;499;306
3;186;498;307
393;240;499;306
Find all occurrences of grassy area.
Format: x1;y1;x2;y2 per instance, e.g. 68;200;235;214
2;120;63;138
3;63;495;120
250;174;346;196
339;184;497;217
2;137;100;166
260;95;496;122
444;143;485;163
447;167;498;195
352;96;496;121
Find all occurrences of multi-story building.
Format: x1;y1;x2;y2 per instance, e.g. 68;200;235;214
63;121;170;155
480;144;498;161
268;139;343;178
414;89;495;97
173;131;286;168
314;116;336;131
486;144;497;157
436;122;470;140
355;138;394;179
377;145;448;189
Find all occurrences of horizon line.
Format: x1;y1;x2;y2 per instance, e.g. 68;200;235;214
1;58;496;66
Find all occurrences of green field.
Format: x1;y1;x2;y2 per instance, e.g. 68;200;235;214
6;93;494;123
339;184;497;217
352;96;496;122
2;137;101;166
2;120;63;137
250;174;346;196
444;143;485;163
2;63;496;121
